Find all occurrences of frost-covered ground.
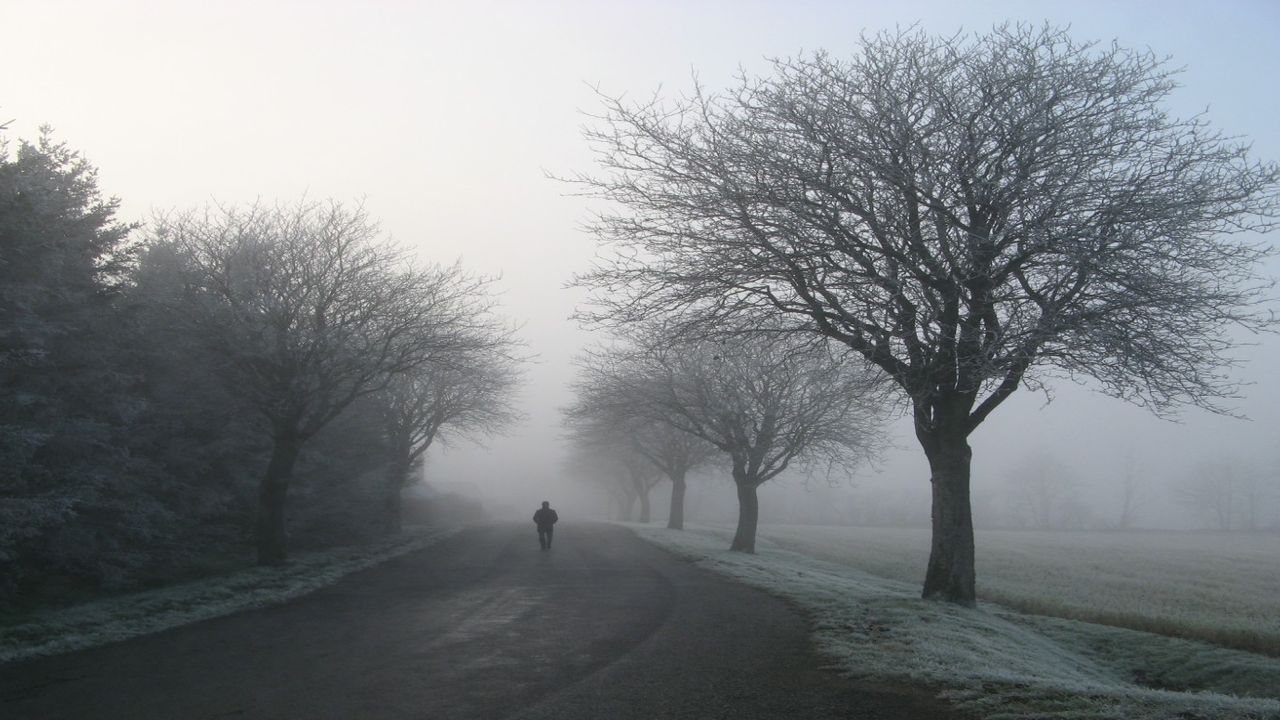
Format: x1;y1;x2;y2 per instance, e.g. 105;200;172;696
755;525;1280;656
0;525;459;664
629;524;1280;720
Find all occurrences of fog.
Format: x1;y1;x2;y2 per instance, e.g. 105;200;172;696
5;0;1278;531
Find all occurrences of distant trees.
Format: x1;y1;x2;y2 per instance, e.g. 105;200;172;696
567;349;717;529
1177;461;1240;531
636;335;882;552
1175;459;1276;531
0;120;524;605
1003;451;1091;530
374;325;522;534
145;200;506;564
1113;451;1146;530
562;422;663;522
569;330;884;552
632;423;715;530
1238;472;1276;531
574;25;1280;603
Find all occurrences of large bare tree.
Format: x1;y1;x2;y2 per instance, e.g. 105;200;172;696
573;25;1279;603
148;200;475;564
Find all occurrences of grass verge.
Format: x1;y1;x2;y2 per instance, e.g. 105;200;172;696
0;525;460;665
628;524;1280;720
755;524;1280;658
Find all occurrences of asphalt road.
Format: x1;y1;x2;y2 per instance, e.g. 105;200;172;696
0;523;958;719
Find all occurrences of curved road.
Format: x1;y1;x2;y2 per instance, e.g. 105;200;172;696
1;523;957;719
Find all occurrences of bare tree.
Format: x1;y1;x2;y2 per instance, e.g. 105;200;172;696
1003;450;1082;529
1178;459;1277;531
1177;460;1239;530
623;449;664;523
148;200;473;564
572;25;1279;603
1236;468;1278;531
561;435;629;519
562;422;663;522
633;422;716;529
568;350;717;529
1114;449;1146;530
376;321;523;534
621;331;884;552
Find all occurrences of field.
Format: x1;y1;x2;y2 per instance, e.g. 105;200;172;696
630;523;1280;720
755;525;1280;656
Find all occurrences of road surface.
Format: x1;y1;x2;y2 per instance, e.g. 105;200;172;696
0;523;958;719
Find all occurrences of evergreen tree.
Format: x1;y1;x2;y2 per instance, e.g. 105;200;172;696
0;128;151;600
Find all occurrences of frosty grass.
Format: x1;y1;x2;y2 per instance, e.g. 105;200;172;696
757;524;1280;656
0;525;459;664
629;523;1280;720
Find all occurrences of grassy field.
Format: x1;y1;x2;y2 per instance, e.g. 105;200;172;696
754;525;1280;656
631;523;1280;720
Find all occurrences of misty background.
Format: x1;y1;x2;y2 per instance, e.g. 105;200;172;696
4;0;1278;531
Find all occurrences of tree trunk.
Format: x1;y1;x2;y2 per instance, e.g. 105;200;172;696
257;429;301;566
730;479;759;553
919;430;976;605
667;470;687;530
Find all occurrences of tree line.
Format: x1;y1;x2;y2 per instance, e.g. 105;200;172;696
6;23;1278;612
566;24;1279;605
564;327;886;552
0;129;521;606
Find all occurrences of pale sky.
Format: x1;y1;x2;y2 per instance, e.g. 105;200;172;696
4;0;1278;526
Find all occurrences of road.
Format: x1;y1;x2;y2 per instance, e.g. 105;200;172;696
0;523;958;719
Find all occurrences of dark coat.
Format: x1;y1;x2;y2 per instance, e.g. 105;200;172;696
533;508;558;527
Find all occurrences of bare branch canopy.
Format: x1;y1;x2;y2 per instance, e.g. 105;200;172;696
570;24;1280;603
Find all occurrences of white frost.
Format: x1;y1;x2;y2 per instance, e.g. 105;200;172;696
628;524;1280;720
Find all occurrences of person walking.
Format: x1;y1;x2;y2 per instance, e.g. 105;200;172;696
533;501;558;550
